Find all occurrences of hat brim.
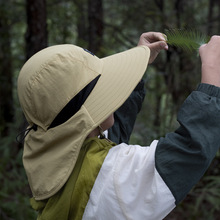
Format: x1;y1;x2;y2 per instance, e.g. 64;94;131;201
84;45;150;126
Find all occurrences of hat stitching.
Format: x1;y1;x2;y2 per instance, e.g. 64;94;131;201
26;53;102;128
48;75;101;129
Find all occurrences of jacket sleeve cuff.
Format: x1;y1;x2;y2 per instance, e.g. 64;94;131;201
197;83;220;98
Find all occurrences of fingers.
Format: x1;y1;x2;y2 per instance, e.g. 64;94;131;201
199;43;208;60
199;35;220;63
138;31;168;63
199;35;220;87
198;43;206;53
148;41;168;51
138;32;167;44
148;42;168;64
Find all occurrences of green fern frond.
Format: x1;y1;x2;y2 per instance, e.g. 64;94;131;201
165;29;210;53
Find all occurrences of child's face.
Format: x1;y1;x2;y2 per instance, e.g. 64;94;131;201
87;113;115;138
100;113;115;131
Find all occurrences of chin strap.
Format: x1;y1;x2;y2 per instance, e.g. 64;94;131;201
16;124;38;144
98;126;105;139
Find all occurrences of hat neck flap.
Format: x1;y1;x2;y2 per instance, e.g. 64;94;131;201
23;105;97;200
48;75;100;129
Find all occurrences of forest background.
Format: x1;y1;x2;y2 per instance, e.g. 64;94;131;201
0;0;220;219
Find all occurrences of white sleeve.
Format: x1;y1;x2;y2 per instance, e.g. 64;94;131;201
83;141;176;220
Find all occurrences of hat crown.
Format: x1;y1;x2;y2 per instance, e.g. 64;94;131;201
17;45;102;130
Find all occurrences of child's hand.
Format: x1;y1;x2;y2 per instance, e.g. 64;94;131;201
138;32;168;64
199;36;220;87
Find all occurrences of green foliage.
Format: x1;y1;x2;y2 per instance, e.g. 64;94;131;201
193;175;220;215
167;163;220;220
0;136;37;220
165;29;210;53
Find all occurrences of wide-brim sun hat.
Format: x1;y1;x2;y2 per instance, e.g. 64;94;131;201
17;44;150;200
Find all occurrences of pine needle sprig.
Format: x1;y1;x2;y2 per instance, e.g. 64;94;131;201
165;29;210;53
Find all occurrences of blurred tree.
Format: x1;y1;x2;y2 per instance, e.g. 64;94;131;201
19;0;48;139
0;1;13;138
207;0;220;35
26;0;48;59
47;1;77;44
73;0;88;46
71;0;104;54
88;0;104;54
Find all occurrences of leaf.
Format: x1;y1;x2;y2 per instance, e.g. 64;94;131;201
165;29;210;53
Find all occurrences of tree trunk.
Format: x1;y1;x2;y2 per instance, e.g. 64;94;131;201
218;0;220;33
26;0;48;59
0;1;13;137
88;0;103;55
174;0;184;27
155;0;164;12
207;0;215;35
73;0;88;46
19;0;48;143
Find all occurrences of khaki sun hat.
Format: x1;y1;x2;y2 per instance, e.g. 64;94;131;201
17;44;150;200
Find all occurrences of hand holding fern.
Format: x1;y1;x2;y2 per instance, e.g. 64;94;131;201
138;32;168;64
199;36;220;87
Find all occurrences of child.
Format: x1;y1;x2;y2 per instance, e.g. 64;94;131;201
17;32;220;220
